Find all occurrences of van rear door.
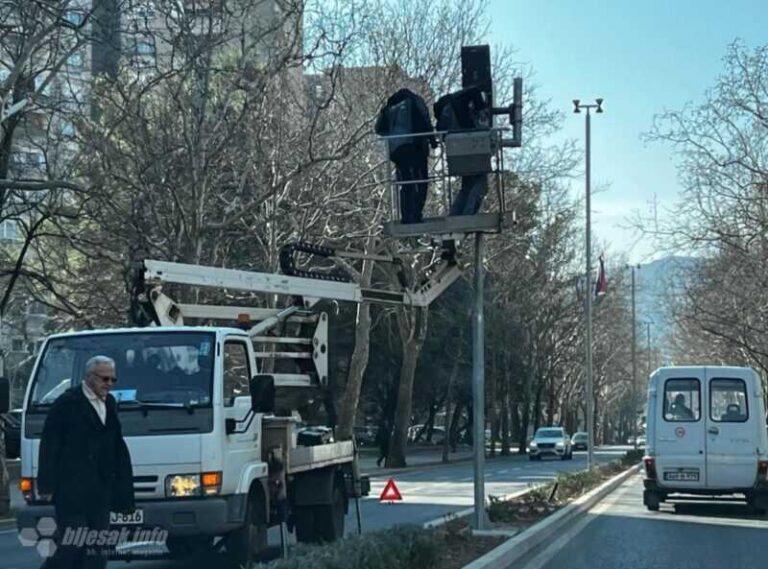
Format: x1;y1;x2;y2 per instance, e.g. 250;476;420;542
655;373;706;489
705;369;758;489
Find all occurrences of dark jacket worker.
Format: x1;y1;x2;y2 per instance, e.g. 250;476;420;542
38;355;135;568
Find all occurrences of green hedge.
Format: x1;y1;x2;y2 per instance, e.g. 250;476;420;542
264;526;441;569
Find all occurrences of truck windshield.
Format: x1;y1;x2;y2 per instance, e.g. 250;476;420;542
29;331;215;408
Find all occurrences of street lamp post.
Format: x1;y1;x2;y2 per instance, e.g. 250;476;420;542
646;321;652;377
573;98;603;471
627;264;640;450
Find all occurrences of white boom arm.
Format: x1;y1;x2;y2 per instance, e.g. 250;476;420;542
143;259;461;308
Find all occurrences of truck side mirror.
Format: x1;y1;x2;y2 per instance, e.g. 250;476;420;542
250;374;275;413
0;377;9;414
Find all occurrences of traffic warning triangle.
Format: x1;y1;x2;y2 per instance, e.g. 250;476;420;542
379;478;403;502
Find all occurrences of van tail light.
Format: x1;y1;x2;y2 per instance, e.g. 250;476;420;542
758;460;768;482
19;477;34;501
644;457;657;479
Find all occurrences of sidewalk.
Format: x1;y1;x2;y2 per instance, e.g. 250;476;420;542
358;445;477;475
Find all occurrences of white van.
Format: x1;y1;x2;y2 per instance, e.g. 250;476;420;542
643;366;768;512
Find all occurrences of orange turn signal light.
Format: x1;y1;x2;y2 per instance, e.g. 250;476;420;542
19;478;33;493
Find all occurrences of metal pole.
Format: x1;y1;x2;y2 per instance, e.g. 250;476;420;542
646;322;652;377
472;233;486;530
631;267;637;450
585;109;595;471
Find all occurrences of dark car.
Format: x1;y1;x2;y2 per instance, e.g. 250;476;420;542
2;408;21;459
571;431;589;451
354;426;378;447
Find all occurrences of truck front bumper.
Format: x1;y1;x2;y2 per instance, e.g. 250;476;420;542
17;495;248;537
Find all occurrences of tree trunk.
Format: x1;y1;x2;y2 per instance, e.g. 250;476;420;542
334;239;375;440
500;381;510;455
335;302;372;439
533;384;543;432
441;350;461;462
448;400;463;454
387;307;428;468
0;431;8;517
518;400;530;454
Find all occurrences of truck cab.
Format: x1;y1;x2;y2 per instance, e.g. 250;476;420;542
17;326;364;565
643;366;768;512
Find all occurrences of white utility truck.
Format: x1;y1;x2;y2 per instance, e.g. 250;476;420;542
643;366;768;513
14;251;462;565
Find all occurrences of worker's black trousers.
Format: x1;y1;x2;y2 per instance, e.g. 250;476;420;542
394;152;429;224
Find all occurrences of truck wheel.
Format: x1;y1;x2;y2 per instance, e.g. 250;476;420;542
644;491;660;512
226;491;267;567
294;481;346;543
166;536;214;559
747;493;768;515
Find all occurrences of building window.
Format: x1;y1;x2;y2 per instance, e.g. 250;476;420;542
27;301;47;316
60;121;75;137
67;52;84;68
135;40;155;56
0;220;20;241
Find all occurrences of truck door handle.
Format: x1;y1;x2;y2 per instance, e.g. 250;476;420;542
708;426;720;435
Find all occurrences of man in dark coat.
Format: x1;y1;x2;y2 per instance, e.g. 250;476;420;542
38;355;135;569
434;86;492;216
375;88;435;224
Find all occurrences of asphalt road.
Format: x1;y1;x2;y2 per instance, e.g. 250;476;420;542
522;474;768;569
0;446;626;568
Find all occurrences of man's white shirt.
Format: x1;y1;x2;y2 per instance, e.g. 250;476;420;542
82;382;107;425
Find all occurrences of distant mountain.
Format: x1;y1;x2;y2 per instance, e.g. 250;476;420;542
633;256;699;363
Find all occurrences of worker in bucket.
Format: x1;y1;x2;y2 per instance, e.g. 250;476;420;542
375;88;436;224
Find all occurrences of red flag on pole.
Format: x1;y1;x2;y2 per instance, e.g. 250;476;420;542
595;253;607;298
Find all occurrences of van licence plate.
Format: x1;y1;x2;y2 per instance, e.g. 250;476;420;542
110;509;144;525
663;471;699;482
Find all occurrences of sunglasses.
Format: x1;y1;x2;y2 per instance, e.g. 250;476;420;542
91;372;118;384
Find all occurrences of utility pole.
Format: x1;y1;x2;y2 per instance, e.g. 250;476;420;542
472;233;486;530
628;264;639;450
646;321;652;378
573;98;603;471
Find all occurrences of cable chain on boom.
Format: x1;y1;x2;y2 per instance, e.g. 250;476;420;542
279;241;352;283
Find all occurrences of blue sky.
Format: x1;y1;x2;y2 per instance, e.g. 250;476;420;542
488;0;767;262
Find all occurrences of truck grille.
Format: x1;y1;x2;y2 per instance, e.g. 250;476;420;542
537;443;555;449
133;475;159;495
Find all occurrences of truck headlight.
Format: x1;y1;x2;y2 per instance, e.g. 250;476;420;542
556;441;565;448
166;474;201;497
166;472;222;497
529;441;538;448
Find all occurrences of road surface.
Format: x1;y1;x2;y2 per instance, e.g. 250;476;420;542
521;474;768;569
0;446;626;568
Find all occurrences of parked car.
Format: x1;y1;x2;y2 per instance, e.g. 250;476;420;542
643;366;768;513
571;432;589;451
1;408;21;459
528;427;573;461
636;435;646;448
353;426;377;447
296;425;334;446
408;424;446;445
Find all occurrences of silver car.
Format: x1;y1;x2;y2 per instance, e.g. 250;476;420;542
529;427;573;461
